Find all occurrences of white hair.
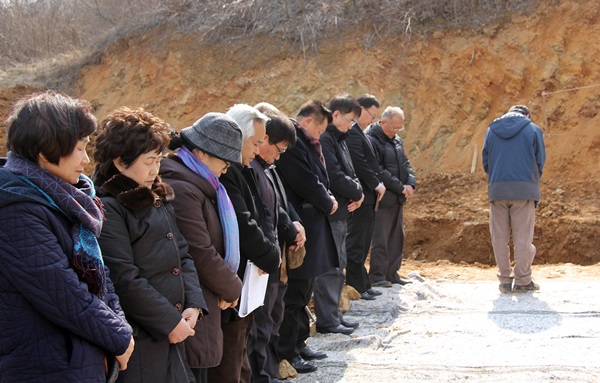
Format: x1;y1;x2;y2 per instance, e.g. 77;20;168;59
226;104;270;140
381;106;405;121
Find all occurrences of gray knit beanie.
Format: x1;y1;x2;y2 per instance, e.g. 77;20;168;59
180;112;243;164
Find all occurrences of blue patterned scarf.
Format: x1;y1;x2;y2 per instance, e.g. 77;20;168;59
177;146;240;272
4;153;107;297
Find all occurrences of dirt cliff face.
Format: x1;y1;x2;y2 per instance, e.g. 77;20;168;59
1;1;598;265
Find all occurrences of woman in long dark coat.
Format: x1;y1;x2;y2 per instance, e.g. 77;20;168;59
93;107;207;383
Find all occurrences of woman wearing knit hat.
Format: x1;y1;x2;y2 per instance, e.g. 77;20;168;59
160;112;245;383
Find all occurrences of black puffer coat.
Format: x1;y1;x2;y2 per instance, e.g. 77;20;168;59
365;122;416;208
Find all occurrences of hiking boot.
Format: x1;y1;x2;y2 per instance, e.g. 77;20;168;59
513;281;540;293
498;283;513;293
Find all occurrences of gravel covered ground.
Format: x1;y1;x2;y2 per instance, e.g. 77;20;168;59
289;271;600;383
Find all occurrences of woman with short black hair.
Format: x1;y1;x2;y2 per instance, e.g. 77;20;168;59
0;91;134;383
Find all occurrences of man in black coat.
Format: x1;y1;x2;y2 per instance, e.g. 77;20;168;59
217;104;281;383
249;104;306;383
345;94;387;298
275;100;337;374
314;94;363;336
365;106;416;287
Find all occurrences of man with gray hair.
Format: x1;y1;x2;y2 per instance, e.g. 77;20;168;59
217;104;281;383
365;106;416;288
482;105;545;293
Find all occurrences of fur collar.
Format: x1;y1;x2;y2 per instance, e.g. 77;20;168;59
101;173;174;210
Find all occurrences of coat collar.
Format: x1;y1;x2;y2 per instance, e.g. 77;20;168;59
368;122;399;143
101;173;174;210
325;123;349;141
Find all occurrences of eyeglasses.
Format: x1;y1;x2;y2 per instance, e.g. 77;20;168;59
274;142;286;155
223;161;231;170
340;113;356;126
364;107;377;121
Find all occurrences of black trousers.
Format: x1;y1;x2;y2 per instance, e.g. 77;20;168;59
249;280;287;383
276;277;314;360
346;203;376;293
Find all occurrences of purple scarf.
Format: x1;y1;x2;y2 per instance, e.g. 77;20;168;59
296;125;326;168
177;146;240;272
4;153;107;297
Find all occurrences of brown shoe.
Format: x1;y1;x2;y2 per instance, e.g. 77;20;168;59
499;283;513;293
513;281;540;293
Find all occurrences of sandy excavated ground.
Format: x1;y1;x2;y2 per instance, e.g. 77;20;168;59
289;261;600;383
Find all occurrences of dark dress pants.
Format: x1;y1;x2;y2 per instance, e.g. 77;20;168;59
314;219;347;328
277;277;313;360
249;280;287;383
207;314;253;383
345;203;376;293
369;204;405;283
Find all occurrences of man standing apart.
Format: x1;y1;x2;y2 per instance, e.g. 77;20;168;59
345;94;386;300
482;105;546;293
366;106;416;287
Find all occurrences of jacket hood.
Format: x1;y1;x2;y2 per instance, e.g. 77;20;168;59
489;113;531;139
0;169;50;209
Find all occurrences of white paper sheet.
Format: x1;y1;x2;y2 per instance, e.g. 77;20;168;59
238;261;269;317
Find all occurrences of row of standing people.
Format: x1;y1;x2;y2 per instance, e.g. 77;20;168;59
0;90;416;383
275;94;416;375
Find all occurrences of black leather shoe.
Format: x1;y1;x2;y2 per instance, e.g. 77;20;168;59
360;291;376;300
317;324;355;335
372;280;393;288
298;345;327;360
366;288;382;296
391;278;412;285
288;355;317;373
340;318;359;329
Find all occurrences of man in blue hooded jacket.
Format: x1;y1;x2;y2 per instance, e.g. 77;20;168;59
482;105;546;293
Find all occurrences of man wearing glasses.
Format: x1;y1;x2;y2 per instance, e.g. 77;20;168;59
248;103;306;383
275;100;336;374
345;94;387;299
314;94;364;336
